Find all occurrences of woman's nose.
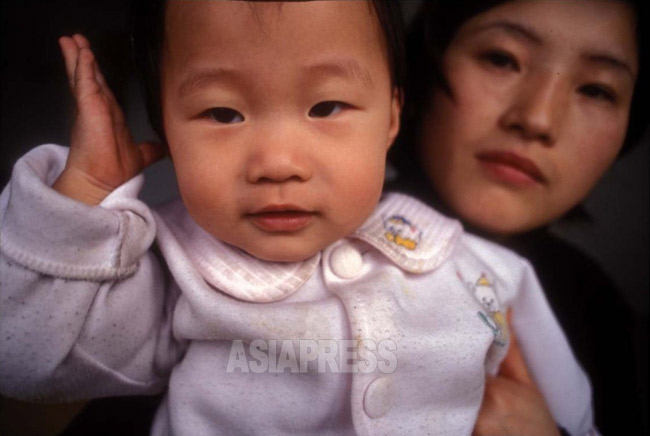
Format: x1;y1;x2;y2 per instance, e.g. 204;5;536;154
245;124;313;184
499;71;567;146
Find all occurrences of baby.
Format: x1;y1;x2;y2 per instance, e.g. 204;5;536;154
0;1;596;435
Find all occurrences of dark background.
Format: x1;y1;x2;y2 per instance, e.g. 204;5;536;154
1;1;647;434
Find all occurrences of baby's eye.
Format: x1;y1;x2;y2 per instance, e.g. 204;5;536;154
481;50;519;71
578;84;616;103
309;101;348;118
206;107;244;124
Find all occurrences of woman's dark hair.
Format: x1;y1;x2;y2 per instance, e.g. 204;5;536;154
130;0;405;143
391;0;648;179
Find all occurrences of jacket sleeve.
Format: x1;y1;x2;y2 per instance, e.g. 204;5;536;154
511;260;601;436
0;144;184;402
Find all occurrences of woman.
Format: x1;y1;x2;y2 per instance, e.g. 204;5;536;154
390;0;647;434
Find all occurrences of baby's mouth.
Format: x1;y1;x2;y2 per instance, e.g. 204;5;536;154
247;205;316;232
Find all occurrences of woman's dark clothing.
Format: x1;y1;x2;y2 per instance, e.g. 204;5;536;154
503;229;645;435
60;394;162;435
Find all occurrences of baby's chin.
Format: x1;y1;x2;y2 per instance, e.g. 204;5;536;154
241;244;322;263
220;236;325;263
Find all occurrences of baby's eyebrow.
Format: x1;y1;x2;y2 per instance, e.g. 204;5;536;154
178;59;374;97
178;68;240;98
303;58;373;88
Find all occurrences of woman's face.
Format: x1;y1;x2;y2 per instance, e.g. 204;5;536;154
419;0;638;234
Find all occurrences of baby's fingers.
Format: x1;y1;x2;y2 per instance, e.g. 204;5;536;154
92;54;120;108
73;47;102;100
61;34;105;101
71;34;122;115
71;33;91;50
59;36;80;90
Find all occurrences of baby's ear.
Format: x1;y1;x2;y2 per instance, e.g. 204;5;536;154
386;87;403;150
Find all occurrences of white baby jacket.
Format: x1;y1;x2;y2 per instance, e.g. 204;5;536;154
0;145;597;436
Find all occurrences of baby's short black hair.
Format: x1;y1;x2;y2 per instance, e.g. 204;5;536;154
130;0;405;143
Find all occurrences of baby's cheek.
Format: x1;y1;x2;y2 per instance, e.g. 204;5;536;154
340;170;384;225
177;181;203;214
177;183;223;229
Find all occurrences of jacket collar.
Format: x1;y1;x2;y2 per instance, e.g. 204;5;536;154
162;192;462;303
353;192;462;273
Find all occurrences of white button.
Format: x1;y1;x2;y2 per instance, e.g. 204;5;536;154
363;376;395;419
330;243;364;279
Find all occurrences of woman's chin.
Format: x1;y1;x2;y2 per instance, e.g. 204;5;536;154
454;202;546;237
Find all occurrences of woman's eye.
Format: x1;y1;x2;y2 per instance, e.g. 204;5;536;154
481;50;519;71
206;107;244;124
578;84;616;103
309;101;347;118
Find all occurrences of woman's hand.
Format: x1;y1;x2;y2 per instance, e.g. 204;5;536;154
473;313;561;436
52;34;165;205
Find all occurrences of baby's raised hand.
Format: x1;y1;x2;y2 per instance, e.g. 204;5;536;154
52;34;165;205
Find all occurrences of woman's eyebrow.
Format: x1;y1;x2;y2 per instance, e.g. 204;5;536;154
583;52;636;80
471;21;635;80
472;20;542;45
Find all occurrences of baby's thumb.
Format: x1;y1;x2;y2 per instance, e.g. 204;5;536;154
138;141;167;169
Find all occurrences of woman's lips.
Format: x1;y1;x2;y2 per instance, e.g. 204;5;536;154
247;205;315;232
476;151;546;186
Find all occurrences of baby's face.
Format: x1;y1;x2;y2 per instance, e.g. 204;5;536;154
160;1;400;262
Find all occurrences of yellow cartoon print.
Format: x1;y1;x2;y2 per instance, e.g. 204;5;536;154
383;215;421;250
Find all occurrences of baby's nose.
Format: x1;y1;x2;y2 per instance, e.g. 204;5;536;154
245;126;312;184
